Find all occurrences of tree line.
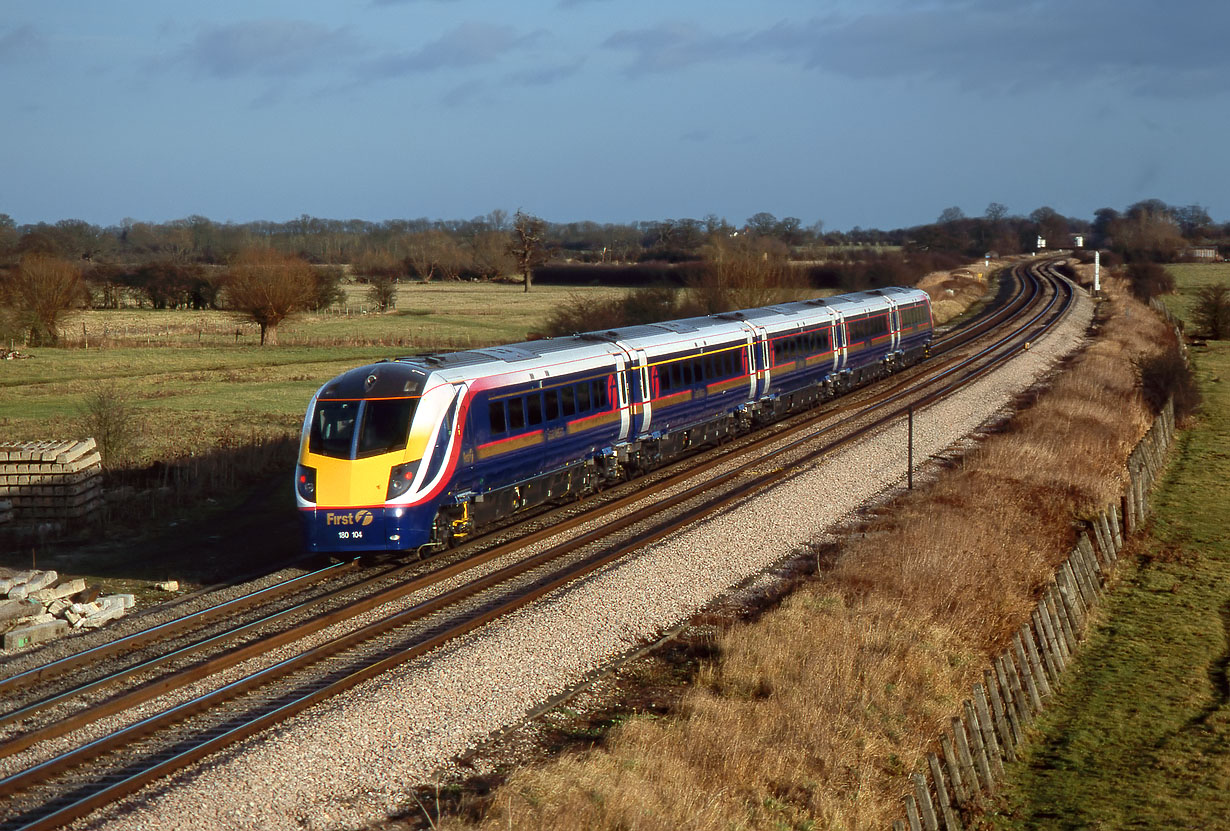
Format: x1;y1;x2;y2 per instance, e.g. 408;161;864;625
1;199;1226;348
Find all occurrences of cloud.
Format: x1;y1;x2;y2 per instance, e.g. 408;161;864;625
0;23;47;63
177;19;361;79
510;57;585;86
604;2;1230;98
603;21;742;76
365;22;544;76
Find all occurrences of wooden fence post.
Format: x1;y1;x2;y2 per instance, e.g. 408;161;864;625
1046;588;1074;660
1012;633;1042;712
1032;608;1061;682
927;752;963;831
994;655;1025;743
984;668;1016;761
912;772;940;831
973;684;1004;779
1021;623;1051;699
940;733;968;806
951;716;982;801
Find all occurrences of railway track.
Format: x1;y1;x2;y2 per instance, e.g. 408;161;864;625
0;259;1077;831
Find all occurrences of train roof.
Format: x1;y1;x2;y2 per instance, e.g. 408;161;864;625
387;287;929;378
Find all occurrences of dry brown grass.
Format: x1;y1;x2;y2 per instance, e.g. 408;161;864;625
441;276;1170;831
918;259;1013;325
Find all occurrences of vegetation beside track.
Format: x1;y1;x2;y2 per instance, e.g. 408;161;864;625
400;269;1171;830
986;263;1230;829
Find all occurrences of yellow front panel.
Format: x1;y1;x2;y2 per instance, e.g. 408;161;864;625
308;452;408;507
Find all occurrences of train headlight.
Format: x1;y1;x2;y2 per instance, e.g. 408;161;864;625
387;461;420;500
295;464;317;502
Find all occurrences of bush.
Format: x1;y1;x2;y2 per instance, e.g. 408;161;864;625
1135;344;1201;421
1125;262;1175;301
76;383;145;469
1192;282;1230;339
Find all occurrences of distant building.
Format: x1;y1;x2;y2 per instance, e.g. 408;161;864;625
1184;247;1219;261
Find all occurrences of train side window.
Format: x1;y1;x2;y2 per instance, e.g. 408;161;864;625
658;365;672;393
561;385;576;417
724;351;735;376
576;382;591;412
526;393;543;426
670;363;682;388
488;401;506;434
691;358;703;381
593;379;608;409
544;389;560;421
679;360;691;385
508;397;526;431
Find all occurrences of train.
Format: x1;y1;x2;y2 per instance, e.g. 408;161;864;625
295;287;933;555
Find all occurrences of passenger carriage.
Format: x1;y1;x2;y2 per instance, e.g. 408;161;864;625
296;288;932;554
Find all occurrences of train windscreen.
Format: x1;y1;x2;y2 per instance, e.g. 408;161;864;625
309;398;417;459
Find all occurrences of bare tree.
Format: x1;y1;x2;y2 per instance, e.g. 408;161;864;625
469;230;516;281
0;253;87;345
508;211;550;293
404;230;467;283
691;234;806;313
223;248;316;345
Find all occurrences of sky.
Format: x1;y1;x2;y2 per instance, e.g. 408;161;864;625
2;0;1227;232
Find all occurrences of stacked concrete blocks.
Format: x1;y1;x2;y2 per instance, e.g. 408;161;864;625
0;438;104;527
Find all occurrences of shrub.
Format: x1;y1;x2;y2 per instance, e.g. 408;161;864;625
1124;261;1175;301
1135;343;1201;421
1192;282;1230;339
77;383;145;469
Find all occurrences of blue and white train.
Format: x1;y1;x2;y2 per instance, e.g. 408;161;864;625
295;287;933;554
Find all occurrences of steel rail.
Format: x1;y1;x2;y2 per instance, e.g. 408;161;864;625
0;262;1074;831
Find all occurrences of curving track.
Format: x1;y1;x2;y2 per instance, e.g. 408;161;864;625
0;259;1079;831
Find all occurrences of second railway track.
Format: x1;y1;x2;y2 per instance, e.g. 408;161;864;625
0;259;1081;831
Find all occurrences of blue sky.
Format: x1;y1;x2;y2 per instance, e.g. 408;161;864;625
2;0;1227;230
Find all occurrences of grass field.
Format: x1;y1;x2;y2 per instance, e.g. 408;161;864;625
1;282;627;462
990;263;1230;828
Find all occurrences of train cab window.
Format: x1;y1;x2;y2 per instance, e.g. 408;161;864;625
507;397;526;431
544;389;560;421
561;385;576;417
356;398;415;458
489;401;506;434
526;393;543;426
576;382;591;412
309;400;359;458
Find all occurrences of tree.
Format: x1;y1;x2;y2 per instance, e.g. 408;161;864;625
1174;204;1214;240
937;206;965;224
692;234;804;313
468;230;516;281
404;230;467;283
223;248;316;345
1124;261;1175;301
984;203;1009;223
1193;282;1230;339
0;253;87;345
508;211;550;293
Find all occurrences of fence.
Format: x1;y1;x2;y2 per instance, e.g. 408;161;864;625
893;397;1175;831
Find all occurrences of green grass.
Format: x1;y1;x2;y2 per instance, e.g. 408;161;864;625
990;264;1230;829
1;282;626;460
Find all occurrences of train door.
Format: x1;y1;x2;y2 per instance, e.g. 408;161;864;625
633;347;652;435
834;314;848;370
751;324;771;398
889;302;901;351
614;342;652;437
613;353;631;441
